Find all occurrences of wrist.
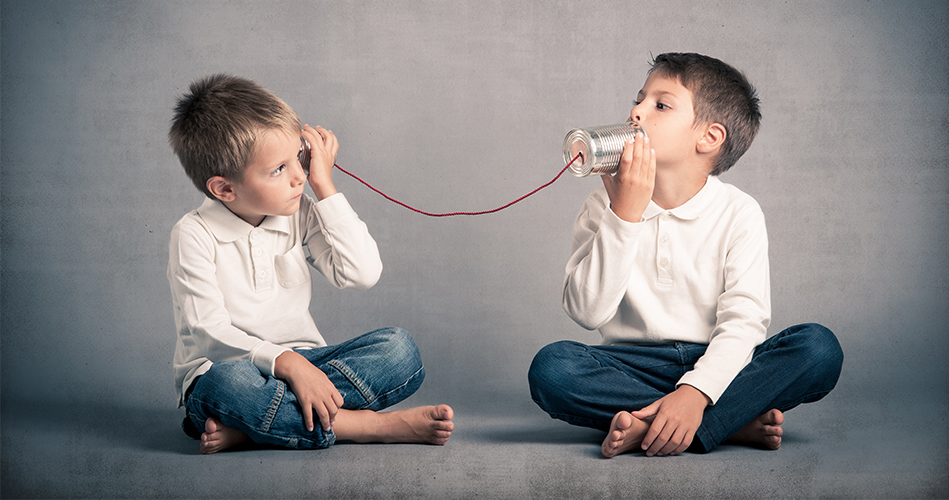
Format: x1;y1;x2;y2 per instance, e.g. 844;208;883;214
274;351;307;380
609;203;645;224
309;177;338;200
679;384;712;406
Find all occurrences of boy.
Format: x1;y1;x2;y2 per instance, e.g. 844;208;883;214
167;74;453;454
528;53;843;457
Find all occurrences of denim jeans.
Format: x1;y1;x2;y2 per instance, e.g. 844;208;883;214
528;323;843;453
183;327;424;449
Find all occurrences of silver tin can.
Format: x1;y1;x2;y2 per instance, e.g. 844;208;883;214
562;122;647;177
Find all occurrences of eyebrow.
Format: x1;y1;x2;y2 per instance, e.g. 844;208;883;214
638;89;681;101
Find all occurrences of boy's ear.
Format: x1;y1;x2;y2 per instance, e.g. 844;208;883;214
697;122;726;154
207;176;237;202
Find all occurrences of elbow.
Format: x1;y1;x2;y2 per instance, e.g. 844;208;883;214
562;296;605;331
342;260;382;290
572;314;604;331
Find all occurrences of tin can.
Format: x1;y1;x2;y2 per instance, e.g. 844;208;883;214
562;122;647;177
298;137;311;175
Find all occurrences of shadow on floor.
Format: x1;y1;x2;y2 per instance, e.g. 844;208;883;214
2;396;195;455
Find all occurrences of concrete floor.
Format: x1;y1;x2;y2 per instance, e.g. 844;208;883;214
3;395;946;499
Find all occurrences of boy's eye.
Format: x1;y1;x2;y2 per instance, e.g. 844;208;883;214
272;165;286;176
657;103;670;110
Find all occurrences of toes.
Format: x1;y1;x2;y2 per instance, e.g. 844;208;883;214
200;438;220;454
433;421;454;433
612;411;633;431
431;404;453;421
764;409;784;426
205;417;222;433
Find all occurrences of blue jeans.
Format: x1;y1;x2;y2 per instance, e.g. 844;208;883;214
528;323;843;453
183;327;424;449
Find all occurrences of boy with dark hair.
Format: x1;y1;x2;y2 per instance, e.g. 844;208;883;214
528;53;842;457
168;74;453;454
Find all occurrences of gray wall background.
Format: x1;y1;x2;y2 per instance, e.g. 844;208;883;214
2;0;947;430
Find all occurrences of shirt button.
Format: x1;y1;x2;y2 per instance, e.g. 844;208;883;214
659;257;669;268
258;271;267;279
254;248;263;257
251;231;259;240
660;234;669;244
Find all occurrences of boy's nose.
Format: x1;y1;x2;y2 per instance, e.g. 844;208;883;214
629;106;643;124
291;161;307;184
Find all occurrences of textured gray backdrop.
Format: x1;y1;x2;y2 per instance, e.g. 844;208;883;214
2;0;947;498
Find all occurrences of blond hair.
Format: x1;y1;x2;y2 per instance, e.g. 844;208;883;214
168;74;301;197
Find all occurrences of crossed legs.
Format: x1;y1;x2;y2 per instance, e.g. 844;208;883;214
185;327;454;453
529;324;843;456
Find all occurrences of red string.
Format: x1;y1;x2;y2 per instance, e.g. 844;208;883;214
333;153;581;217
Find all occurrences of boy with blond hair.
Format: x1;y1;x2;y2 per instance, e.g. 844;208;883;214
529;53;842;456
168;74;453;454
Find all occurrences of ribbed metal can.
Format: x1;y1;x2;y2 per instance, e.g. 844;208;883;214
562;122;647;177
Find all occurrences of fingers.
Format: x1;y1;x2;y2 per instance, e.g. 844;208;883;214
302;404;315;433
642;418;673;457
314;402;332;432
299;388;343;433
318;387;344;432
309;398;340;432
302;124;339;160
298;395;329;433
599;132;654;223
654;427;692;456
326;387;343;430
636;402;663;454
630;401;659;421
615;140;634;179
641;416;695;457
640;414;662;453
618;132;649;178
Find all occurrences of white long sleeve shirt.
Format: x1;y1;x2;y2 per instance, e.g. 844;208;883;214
168;193;382;406
562;176;770;403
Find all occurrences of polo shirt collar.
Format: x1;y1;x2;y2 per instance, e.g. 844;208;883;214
196;197;291;242
642;176;722;221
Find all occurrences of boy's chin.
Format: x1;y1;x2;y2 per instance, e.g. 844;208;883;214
283;198;303;215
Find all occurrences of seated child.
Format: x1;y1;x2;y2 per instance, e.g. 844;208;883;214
167;74;453;454
528;53;843;457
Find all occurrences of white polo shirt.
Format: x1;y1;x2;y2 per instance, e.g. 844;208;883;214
562;176;771;403
168;193;382;406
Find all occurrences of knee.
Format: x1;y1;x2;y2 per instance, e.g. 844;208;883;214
528;341;584;401
795;323;844;377
371;327;423;380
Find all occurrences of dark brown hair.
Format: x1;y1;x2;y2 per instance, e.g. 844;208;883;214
650;53;761;175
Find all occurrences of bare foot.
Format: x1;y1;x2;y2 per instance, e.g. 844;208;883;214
601;411;650;458
727;409;784;450
334;404;454;445
200;417;251;454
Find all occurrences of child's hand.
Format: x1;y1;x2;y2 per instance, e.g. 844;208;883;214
301;124;339;200
601;133;655;223
630;384;709;456
275;351;344;432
